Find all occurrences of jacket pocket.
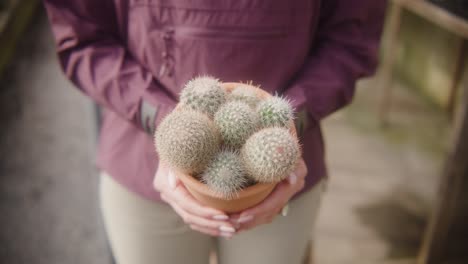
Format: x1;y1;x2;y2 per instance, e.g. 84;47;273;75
153;25;300;93
171;26;289;41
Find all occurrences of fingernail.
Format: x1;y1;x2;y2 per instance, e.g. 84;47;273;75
236;215;253;224
213;214;229;220
168;170;176;189
288;173;297;185
220;232;233;238
219;225;236;233
281;204;289;216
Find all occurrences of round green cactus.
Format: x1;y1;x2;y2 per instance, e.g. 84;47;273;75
241;127;300;183
257;95;294;128
201;150;250;199
214;101;259;149
228;85;261;108
180;76;227;117
155;109;220;174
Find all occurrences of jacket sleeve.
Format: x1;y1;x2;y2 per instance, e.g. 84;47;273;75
283;0;386;123
42;0;176;135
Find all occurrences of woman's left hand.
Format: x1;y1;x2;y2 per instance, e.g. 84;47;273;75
230;158;307;232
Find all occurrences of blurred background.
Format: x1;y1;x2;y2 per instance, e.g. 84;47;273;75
0;0;467;263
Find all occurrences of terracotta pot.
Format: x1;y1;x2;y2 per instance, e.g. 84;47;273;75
176;82;297;213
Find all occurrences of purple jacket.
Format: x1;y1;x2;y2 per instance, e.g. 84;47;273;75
43;0;386;201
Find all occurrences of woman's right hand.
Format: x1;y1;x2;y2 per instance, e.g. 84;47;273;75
153;162;237;238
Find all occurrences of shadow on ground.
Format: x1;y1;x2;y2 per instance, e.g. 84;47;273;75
355;187;427;259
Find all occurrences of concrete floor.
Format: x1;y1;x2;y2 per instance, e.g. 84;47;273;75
314;78;448;263
0;11;448;264
0;13;110;264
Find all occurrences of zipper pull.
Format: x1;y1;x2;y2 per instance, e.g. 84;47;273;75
166;59;174;77
163;28;174;40
159;63;167;77
159;28;175;78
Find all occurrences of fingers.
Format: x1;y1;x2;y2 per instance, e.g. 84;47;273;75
157;168;238;237
287;171;305;192
161;169;229;220
189;225;234;239
157;158;309;236
167;170;178;189
236;180;291;221
171;184;230;220
153;165;173;192
232;169;306;232
236;214;278;232
167;197;233;230
163;195;236;236
288;172;297;185
295;158;308;178
161;171;236;230
189;224;219;237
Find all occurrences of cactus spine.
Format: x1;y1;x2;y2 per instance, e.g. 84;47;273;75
180;76;226;117
201;150;249;199
257;96;294;128
241;127;300;183
228;85;261;108
214;101;259;149
155;109;220;174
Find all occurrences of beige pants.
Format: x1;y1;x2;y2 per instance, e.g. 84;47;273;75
100;172;325;264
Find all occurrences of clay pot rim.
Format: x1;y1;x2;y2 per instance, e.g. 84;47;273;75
177;170;277;200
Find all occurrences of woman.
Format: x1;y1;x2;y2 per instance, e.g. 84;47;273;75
43;0;386;263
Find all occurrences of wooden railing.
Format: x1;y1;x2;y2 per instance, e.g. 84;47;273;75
378;1;468;263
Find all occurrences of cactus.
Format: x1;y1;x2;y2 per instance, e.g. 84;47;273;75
241;127;300;183
214;101;259;149
257;95;294;128
180;76;227;117
228;85;261;108
155;109;220;174
201;150;250;199
157;78;300;197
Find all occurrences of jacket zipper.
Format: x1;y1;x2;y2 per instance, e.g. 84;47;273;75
173;26;288;40
158;26;287;77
